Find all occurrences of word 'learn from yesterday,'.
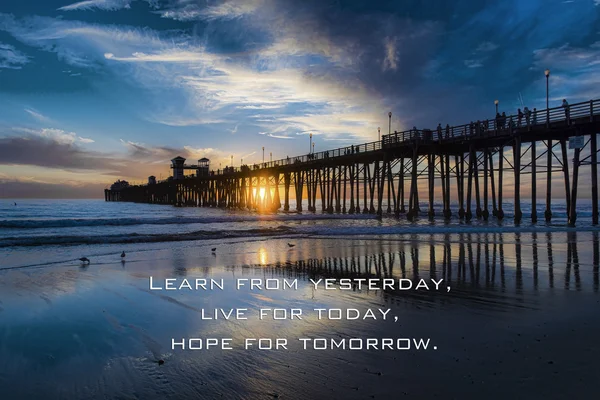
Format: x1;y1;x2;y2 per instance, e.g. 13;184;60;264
149;277;450;292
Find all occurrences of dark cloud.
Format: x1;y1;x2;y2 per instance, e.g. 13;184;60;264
194;0;600;126
0;179;107;199
0;135;117;171
0;133;178;180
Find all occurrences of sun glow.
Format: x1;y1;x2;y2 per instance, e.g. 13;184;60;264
259;187;266;200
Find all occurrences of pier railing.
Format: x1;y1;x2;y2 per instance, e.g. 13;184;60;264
172;98;599;179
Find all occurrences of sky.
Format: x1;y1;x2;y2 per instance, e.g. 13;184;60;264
0;0;599;198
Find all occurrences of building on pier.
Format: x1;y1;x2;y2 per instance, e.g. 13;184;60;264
148;176;157;185
197;158;210;177
171;156;186;180
110;179;130;191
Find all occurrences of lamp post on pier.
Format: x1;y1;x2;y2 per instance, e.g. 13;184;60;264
388;112;392;135
230;155;233;167
309;133;313;153
495;99;499;114
545;69;550;124
262;146;265;163
270;152;272;162
378;127;381;141
312;142;315;154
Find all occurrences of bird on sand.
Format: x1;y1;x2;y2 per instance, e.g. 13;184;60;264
287;243;295;248
79;257;90;264
211;247;217;252
121;251;126;258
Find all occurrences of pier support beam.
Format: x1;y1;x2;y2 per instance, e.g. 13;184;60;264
498;148;504;220
531;141;537;223
428;154;435;218
545;140;553;221
514;137;523;224
569;147;581;226
592;133;599;225
561;139;571;217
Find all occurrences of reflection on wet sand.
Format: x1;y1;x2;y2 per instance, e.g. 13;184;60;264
232;232;598;303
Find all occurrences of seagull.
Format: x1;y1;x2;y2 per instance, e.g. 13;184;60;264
287;243;295;248
79;257;90;264
121;251;126;258
211;248;217;252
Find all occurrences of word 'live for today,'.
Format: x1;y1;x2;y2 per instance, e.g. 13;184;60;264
149;277;449;292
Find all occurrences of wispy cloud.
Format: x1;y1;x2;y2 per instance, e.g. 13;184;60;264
267;134;295;140
382;36;398;71
57;0;158;12
24;108;53;123
14;127;95;145
0;42;29;69
156;0;263;22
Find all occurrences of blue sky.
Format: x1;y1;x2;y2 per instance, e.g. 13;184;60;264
0;0;599;197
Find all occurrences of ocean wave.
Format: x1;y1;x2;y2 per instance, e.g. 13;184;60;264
0;213;374;229
1;223;598;248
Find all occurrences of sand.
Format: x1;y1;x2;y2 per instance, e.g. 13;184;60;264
0;232;599;399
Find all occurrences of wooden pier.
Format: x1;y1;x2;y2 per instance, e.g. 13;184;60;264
105;99;600;225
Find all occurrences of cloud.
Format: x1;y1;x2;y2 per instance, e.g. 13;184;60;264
0;178;107;199
532;42;600;101
24;108;53;123
156;0;263;22
0;42;29;69
464;59;483;68
13;127;95;145
475;41;499;52
267;134;294;140
0;134;108;171
57;0;158;12
382;36;398;71
58;0;132;11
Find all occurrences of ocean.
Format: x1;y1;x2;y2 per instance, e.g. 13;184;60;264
0;198;599;399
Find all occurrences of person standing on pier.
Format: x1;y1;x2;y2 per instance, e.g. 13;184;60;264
517;108;523;127
501;112;507;128
524;106;531;126
495;112;501;129
562;99;570;124
445;124;450;139
437;123;442;141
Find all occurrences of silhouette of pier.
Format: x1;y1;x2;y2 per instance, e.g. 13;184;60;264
106;99;600;225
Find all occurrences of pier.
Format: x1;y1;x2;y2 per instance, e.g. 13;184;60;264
105;99;600;225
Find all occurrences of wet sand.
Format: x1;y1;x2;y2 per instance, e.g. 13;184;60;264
0;232;599;399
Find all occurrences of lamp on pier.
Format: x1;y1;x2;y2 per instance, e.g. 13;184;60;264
378;127;381;141
262;146;265;163
545;69;550;124
309;133;313;154
270;152;272;162
545;69;550;109
388;112;392;135
494;99;499;114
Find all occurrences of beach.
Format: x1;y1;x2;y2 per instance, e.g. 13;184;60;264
1;200;599;399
